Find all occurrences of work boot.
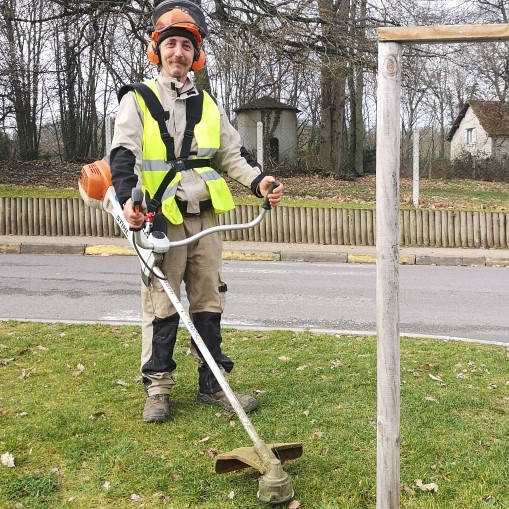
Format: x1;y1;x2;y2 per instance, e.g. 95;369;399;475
197;390;258;413
143;394;170;423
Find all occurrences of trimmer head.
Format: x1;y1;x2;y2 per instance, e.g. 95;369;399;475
215;442;303;505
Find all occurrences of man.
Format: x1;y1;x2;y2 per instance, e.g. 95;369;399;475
110;0;283;423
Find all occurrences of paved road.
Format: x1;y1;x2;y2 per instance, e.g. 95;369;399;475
1;253;508;343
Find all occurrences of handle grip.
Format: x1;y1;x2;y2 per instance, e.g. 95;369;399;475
130;188;144;231
262;180;281;210
131;188;144;214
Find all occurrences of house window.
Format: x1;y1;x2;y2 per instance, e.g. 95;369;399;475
466;128;476;145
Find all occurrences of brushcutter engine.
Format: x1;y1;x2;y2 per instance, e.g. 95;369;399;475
78;158;113;211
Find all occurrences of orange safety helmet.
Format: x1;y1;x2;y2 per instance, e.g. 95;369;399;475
146;0;208;72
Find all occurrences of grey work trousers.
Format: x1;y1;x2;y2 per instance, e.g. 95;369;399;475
140;210;228;395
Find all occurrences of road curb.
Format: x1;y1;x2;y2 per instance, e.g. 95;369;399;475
2;239;509;267
85;245;136;256
222;250;280;261
0;243;20;254
415;254;486;266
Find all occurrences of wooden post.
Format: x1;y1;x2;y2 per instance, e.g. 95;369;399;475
413;129;420;206
372;21;509;509
105;115;112;158
375;40;402;509
257;121;264;170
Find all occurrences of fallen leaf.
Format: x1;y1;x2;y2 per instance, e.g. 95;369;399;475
330;359;342;369
288;500;301;508
130;493;141;501
303;410;310;417
428;374;443;382
203;448;218;458
312;430;323;440
172;473;183;481
72;363;85;377
403;486;416;496
228;490;235;499
198;436;210;443
425;396;438;402
278;356;290;361
103;481;111;490
0;358;14;366
20;368;33;379
414;479;438;492
483;495;497;505
1;452;15;468
0;408;7;416
153;491;170;502
296;365;308;371
89;411;107;420
116;380;128;387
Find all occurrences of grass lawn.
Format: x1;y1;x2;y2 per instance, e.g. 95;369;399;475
1;321;508;508
2;175;509;211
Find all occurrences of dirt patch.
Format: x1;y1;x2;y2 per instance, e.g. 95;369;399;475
0;160;83;189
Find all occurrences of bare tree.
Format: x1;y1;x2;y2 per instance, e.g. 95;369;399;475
0;0;46;159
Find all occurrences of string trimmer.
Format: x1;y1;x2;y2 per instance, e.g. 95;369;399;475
78;159;302;504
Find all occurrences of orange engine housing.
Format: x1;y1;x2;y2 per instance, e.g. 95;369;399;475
78;159;111;201
78;159;112;202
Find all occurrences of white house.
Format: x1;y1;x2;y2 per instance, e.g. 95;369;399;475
447;100;509;160
234;96;299;166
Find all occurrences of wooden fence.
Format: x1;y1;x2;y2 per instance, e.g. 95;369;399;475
1;196;508;248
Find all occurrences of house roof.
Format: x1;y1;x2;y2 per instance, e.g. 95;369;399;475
446;100;509;141
235;95;299;113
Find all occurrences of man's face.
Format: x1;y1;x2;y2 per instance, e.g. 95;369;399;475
159;35;194;82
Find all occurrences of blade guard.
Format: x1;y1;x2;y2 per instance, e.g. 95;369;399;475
215;442;303;474
78;159;112;210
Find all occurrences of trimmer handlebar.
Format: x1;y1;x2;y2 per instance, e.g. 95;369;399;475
131;181;281;253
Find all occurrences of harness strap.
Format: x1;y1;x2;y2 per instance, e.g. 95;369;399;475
181;91;204;158
118;83;176;161
147;159;209;213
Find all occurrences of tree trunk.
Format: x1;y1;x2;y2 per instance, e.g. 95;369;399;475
318;0;351;177
2;0;43;159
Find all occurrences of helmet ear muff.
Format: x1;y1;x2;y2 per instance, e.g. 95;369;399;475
146;41;160;65
146;39;205;70
191;49;206;72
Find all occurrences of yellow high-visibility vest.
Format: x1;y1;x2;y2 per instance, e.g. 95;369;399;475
135;79;234;225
